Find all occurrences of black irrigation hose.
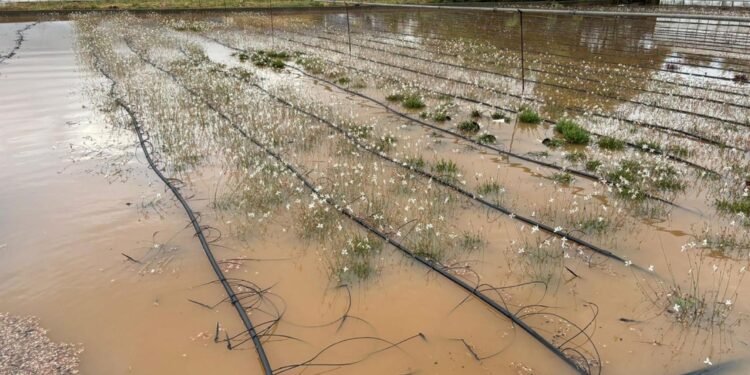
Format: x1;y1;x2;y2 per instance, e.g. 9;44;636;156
289;29;750;131
345;15;750;75
339;24;750;98
90;51;274;375
312;62;719;177
128;45;590;375
251;34;718;178
313;12;750;91
349;10;750;66
205;34;698;212
187;38;657;274
270;29;746;153
0;22;38;64
328;9;747;76
330;28;750;112
240;68;649;271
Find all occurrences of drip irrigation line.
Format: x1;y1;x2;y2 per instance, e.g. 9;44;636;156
203;35;716;215
314;7;750;67
285;29;750;131
128;43;592;374
321;27;750;112
0;22;38;64
309;10;750;90
89;51;273;375
203;34;704;212
228;63;649;270
187;38;658;275
252;36;719;177
331;24;750;98
162;34;651;273
317;1;750;23
347;12;750;71
361;12;750;63
225;25;748;156
268;29;746;153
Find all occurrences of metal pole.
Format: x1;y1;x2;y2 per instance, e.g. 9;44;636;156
518;9;525;96
345;2;353;56
269;0;275;47
315;1;750;22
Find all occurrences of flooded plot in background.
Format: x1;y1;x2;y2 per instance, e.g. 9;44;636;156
1;6;750;375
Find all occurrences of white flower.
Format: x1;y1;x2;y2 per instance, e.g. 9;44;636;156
673;304;681;312
648;265;655;272
341;249;348;255
704;357;712;366
342;266;349;273
624;260;632;267
725;299;733;306
531;226;539;233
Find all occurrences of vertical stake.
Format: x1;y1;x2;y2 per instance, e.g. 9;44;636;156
345;2;353;56
518;9;525;97
269;0;275;47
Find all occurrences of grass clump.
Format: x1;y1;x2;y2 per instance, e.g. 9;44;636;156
349;124;372;139
459;232;484;251
421;104;451;122
247;50;290;69
433;159;459;181
564;151;587;162
716;196;750;217
477;133;496;144
598;136;625;151
585;159;602;172
470;109;482;118
667;145;691;158
387;92;425;109
607;160;685;201
552;172;574;185
518;108;541;124
477;180;504;197
457;120;480;134
404;155;426;170
386;93;405;102
554;119;590;145
375;135;397;152
338;234;383;282
295;56;325;74
491;112;510;122
543;138;565;149
402;93;425;109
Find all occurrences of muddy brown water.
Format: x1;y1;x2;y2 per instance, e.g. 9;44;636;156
1;9;749;375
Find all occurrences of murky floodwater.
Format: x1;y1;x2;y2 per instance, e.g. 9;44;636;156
1;7;749;375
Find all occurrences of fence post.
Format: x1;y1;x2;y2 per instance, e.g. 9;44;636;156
345;2;352;56
269;0;275;47
518;9;525;97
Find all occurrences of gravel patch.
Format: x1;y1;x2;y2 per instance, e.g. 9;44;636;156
0;312;82;374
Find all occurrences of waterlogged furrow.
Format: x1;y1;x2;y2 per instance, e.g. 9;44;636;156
195;23;748;219
73;13;750;375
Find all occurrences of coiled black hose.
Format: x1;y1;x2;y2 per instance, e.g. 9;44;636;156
90;51;274;375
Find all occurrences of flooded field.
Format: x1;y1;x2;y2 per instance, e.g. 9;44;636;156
1;7;749;375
